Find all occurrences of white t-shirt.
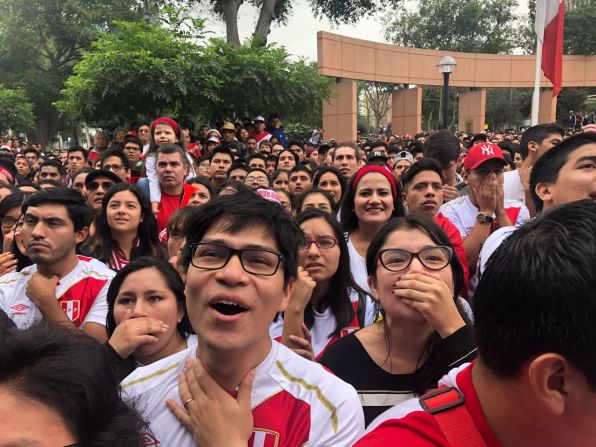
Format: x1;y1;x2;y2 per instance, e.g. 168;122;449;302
347;237;372;295
0;255;114;329
122;340;365;447
503;170;526;204
439;195;530;238
477;226;517;277
269;289;377;359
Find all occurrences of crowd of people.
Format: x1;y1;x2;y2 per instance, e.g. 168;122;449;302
0;114;595;447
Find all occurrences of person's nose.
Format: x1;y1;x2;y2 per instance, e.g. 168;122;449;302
214;252;249;286
131;299;149;318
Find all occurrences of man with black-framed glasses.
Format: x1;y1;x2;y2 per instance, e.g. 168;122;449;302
121;191;365;447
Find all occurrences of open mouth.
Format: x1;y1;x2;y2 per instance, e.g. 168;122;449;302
210;301;248;316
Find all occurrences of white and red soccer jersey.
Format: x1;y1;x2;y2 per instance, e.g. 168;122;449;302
354;362;502;446
0;255;114;329
439;195;529;239
269;290;376;360
121;340;365;447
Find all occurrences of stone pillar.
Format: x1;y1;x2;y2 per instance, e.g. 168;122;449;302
458;90;486;134
391;88;422;136
322;79;357;142
538;89;557;124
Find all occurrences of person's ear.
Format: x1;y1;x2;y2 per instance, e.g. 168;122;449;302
279;277;294;312
367;275;380;303
535;182;553;205
527;353;573;416
527;141;539;155
74;226;89;245
402;191;408;206
462;170;470;185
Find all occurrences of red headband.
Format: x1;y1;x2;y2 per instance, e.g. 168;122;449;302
150;117;181;138
352;165;398;198
0;167;15;184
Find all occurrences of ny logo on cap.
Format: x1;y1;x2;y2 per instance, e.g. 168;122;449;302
480;144;495;156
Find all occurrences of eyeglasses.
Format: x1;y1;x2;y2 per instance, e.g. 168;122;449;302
378;246;452;272
124;146;141;152
1;216;18;228
245;176;269;184
188;242;285;276
87;181;115;191
103;164;124;171
298;237;339;251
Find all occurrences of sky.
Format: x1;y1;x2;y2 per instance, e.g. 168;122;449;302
197;0;530;61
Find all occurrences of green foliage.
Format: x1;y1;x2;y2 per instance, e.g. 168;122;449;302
0;0;164;143
485;89;532;130
309;0;402;24
56;21;216;126
196;39;331;125
385;0;518;54
57;23;330;128
284;122;314;142
0;85;35;134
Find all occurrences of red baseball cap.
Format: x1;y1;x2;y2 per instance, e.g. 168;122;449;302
464;142;506;171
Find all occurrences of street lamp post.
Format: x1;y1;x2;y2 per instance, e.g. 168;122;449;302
437;56;457;130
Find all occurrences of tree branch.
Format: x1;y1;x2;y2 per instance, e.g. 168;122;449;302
253;0;277;46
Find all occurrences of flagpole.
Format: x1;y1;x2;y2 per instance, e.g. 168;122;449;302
531;38;543;126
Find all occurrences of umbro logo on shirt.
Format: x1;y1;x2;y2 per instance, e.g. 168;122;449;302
10;303;30;312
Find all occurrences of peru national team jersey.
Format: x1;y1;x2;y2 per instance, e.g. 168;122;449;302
121;340;365;447
269;289;377;360
354;363;503;447
0;255;114;329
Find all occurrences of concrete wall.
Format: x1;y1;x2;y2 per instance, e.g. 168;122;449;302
459;90;487;134
392;88;422;136
318;31;596;88
322;79;357;143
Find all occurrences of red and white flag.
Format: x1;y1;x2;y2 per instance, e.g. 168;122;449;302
535;0;565;96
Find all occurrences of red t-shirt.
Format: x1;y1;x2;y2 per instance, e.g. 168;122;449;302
156;183;195;232
355;363;503;446
87;148;103;162
434;213;470;298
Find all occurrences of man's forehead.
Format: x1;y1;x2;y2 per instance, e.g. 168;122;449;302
157;153;183;163
412;170;442;184
202;218;279;250
26;204;69;218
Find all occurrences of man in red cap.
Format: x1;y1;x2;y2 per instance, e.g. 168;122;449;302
439;143;529;295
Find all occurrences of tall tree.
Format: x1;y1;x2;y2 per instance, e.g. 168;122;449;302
384;0;518;54
0;0;162;145
205;0;402;46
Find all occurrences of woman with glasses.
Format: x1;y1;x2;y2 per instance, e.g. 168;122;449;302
244;167;271;191
270;209;376;361
0;192;26;275
84;183;165;271
319;215;476;426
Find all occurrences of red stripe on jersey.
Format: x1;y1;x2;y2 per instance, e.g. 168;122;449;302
58;277;108;327
250;390;310;447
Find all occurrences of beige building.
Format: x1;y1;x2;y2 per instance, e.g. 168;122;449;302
318;31;596;141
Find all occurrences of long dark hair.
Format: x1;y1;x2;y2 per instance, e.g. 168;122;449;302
106;257;194;337
85;183;165;265
366;215;466;394
340;167;405;233
295;208;369;337
313;166;347;206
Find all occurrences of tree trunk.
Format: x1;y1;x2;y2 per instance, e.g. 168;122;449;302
253;0;277;46
221;0;243;46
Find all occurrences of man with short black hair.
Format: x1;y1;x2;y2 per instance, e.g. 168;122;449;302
504;123;564;212
266;113;287;147
88;131;109;162
99;149;131;182
209;146;234;188
424;130;464;202
356;199;596;447
122;192;364;446
66;146;88;178
333;143;361;179
0;188;114;341
246;153;267;170
288;165;313;195
39;159;65;185
287;140;305;161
